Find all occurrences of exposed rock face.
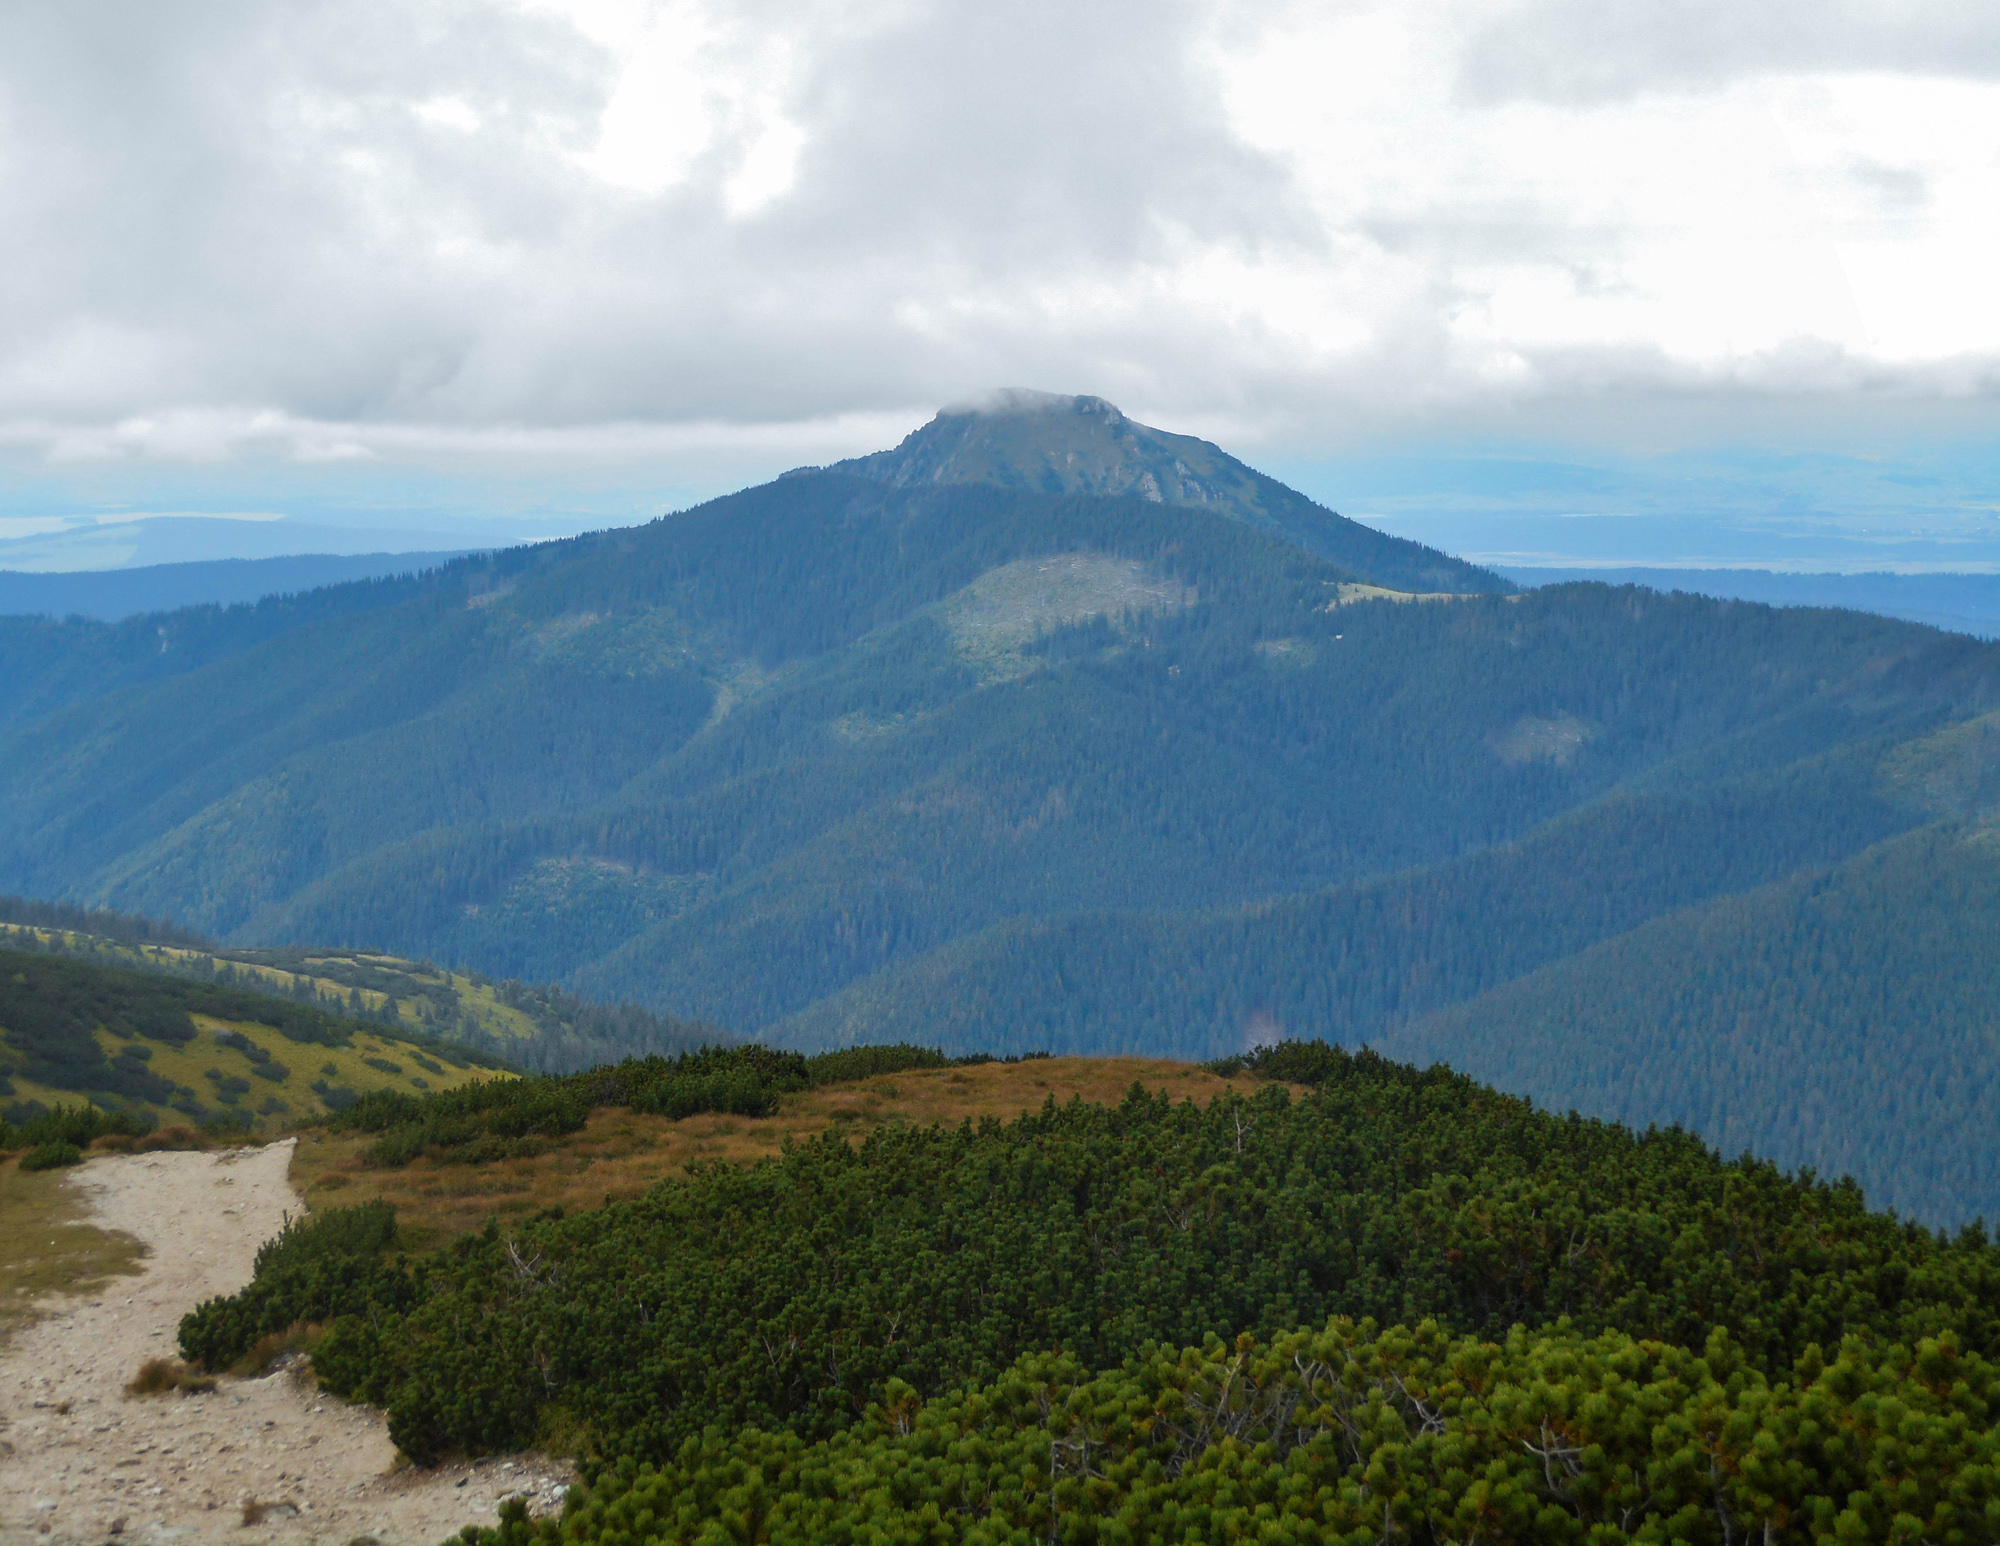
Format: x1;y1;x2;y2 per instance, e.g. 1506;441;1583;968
793;390;1509;596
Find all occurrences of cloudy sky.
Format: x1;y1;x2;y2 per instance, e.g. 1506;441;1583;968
2;0;1997;566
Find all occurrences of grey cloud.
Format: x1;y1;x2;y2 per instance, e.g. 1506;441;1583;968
0;0;610;426
1461;0;2000;105
1;0;1997;473
1846;160;1929;212
0;0;1307;437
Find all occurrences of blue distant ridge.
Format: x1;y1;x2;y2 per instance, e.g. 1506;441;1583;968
0;550;475;621
1499;566;2000;640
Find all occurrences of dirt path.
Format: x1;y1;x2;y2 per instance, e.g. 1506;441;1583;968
0;1141;573;1545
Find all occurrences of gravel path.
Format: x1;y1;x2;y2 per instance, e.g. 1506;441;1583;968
0;1141;573;1545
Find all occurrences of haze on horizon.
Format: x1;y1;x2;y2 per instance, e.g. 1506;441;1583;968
1;0;1997;569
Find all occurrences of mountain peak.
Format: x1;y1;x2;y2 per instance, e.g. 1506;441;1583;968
794;390;1508;595
811;388;1204;506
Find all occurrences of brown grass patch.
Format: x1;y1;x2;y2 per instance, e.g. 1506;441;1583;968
285;1056;1280;1249
90;1127;213;1156
125;1357;216;1397
227;1321;323;1377
135;1125;214;1153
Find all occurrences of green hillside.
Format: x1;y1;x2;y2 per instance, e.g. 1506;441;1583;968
0;945;511;1133
215;573;1983;1037
0;565;436;729
180;1044;2000;1544
771;736;1924;1057
4;460;1947;1012
0;904;719;1074
765;723;2000;1227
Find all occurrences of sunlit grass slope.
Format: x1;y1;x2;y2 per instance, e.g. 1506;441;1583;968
0;921;715;1072
0;923;545;1041
0;943;512;1135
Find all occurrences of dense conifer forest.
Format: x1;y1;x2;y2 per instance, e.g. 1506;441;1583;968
1377;820;2000;1226
179;1041;2000;1544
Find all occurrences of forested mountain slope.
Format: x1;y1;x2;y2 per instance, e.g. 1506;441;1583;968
772;737;1925;1056
0;549;471;622
766;704;2000;1225
0;564;443;729
1378;817;2000;1225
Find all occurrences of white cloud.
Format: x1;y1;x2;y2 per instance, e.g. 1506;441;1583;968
1458;0;2000;105
0;0;1994;476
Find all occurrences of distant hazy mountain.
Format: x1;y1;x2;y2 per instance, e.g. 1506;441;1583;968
0;551;471;621
0;515;491;572
803;390;1506;595
3;395;1998;1221
1503;566;2000;640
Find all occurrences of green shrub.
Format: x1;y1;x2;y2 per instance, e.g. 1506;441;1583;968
0;1099;149;1154
464;1320;2000;1546
19;1139;82;1171
179;1201;409;1371
799;1044;955;1083
190;1049;2000;1469
1205;1035;1349;1084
